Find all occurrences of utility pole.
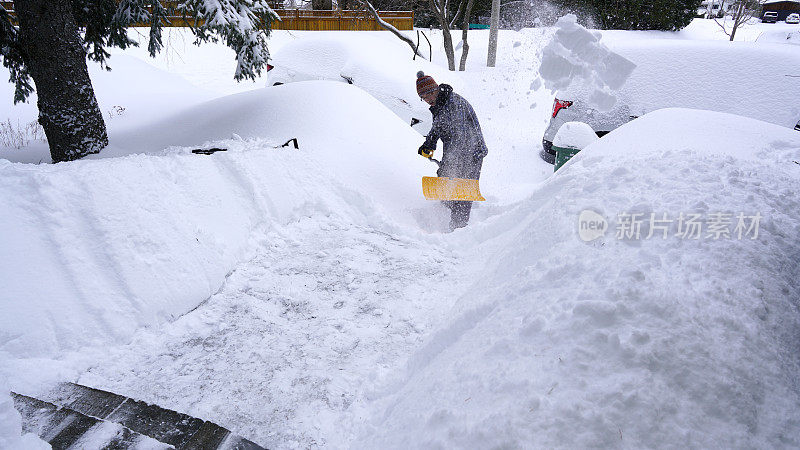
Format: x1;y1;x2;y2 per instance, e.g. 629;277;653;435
487;0;500;67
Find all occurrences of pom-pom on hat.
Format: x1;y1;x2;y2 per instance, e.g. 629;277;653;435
416;71;438;97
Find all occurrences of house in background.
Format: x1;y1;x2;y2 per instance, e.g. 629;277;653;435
762;0;800;21
697;0;733;17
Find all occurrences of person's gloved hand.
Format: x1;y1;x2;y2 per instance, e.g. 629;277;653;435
418;146;434;159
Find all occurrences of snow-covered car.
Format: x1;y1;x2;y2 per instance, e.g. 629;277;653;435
786;13;800;24
540;40;800;163
266;35;450;134
762;11;779;23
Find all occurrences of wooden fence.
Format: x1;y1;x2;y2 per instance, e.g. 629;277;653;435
0;2;413;31
272;9;413;31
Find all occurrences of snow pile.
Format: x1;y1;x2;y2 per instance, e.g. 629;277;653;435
0;54;216;164
0;81;430;360
358;109;800;447
539;14;636;110
268;33;460;132
553;121;598;149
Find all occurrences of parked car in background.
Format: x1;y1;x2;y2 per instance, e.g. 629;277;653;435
787;13;800;24
540;40;800;163
762;11;779;23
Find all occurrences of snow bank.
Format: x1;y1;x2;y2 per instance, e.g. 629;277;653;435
359;109;800;447
540;15;636;110
0;82;430;360
0;54;216;164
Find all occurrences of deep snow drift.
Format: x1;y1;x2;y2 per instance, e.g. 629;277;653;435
357;109;800;448
0;82;432;361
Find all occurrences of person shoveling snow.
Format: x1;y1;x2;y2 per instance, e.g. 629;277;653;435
416;71;488;230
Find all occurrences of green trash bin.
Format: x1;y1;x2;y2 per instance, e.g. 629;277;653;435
552;122;598;172
553;145;581;171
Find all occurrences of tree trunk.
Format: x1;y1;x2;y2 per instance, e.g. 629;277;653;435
459;24;470;71
441;22;456;71
487;0;499;67
15;0;108;163
730;2;744;41
458;0;475;71
429;0;456;70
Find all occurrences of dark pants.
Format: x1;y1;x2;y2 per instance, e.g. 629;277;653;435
438;156;482;231
444;200;473;230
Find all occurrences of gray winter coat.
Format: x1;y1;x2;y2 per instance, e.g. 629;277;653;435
421;84;488;179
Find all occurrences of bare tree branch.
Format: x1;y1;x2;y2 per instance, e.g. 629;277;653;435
713;0;763;41
357;0;427;59
429;0;445;23
449;0;465;29
712;16;731;36
429;0;456;70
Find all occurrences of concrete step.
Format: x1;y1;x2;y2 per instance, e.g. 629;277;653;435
13;383;265;449
12;392;169;449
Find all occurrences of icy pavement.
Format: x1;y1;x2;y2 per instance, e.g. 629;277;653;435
78;214;467;448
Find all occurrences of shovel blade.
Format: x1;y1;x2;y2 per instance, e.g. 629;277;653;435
422;176;485;201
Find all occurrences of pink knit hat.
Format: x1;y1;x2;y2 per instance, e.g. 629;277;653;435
416;71;438;97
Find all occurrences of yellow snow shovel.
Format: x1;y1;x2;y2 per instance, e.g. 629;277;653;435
420;153;485;201
422;176;485;201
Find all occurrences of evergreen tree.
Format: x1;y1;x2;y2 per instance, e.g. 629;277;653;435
0;0;277;162
557;0;701;30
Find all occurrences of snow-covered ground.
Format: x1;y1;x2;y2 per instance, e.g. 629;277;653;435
682;16;800;42
358;108;800;448
2;17;800;448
